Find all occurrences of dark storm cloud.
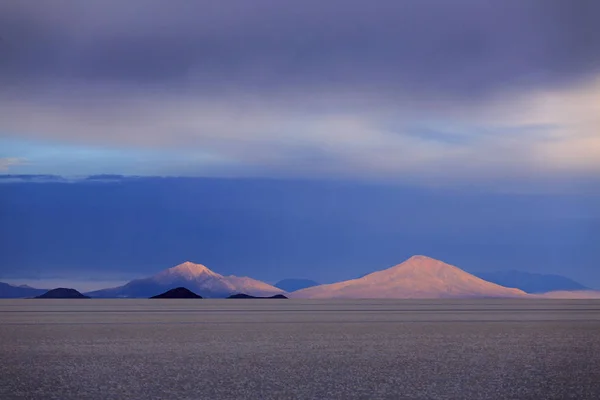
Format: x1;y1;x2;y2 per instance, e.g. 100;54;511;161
2;0;600;99
1;1;600;182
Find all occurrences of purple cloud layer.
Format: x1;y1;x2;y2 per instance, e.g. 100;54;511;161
2;0;599;97
1;1;599;182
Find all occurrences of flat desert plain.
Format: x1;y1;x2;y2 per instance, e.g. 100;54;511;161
1;299;599;399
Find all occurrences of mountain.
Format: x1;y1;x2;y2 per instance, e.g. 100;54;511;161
291;255;527;299
275;278;320;292
87;261;284;298
227;293;288;299
0;281;47;298
150;287;202;299
473;270;589;294
35;288;90;299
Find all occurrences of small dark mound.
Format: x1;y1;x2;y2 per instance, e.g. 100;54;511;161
35;288;90;299
269;294;288;299
227;293;288;299
227;293;256;299
150;287;203;299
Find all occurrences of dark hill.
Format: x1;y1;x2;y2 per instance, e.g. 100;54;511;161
35;288;90;299
150;287;203;299
228;293;288;299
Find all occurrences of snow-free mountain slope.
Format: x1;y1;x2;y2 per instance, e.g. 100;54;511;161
291;255;527;299
87;261;284;298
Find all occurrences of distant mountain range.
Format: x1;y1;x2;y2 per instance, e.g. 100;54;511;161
291;255;527;299
0;281;47;298
274;278;320;292
0;256;595;299
473;270;589;294
86;261;284;298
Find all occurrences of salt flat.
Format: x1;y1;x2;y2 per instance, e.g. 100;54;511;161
1;299;599;399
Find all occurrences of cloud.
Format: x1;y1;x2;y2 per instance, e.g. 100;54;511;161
1;77;599;183
0;157;27;172
2;0;599;98
1;1;599;184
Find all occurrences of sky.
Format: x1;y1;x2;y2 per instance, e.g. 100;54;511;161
1;1;599;289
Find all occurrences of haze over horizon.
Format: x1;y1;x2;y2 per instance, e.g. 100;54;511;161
1;1;599;288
